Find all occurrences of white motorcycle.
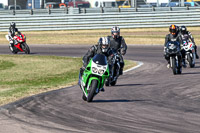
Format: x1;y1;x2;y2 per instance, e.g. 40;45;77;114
182;41;196;68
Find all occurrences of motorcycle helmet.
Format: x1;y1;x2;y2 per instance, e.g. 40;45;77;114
111;26;120;39
180;26;187;34
169;24;177;36
98;37;110;53
10;22;16;29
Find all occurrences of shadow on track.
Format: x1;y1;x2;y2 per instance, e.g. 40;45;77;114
93;99;148;103
193;66;200;68
111;83;155;87
182;72;200;75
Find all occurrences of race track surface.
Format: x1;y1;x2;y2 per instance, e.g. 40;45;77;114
0;44;200;133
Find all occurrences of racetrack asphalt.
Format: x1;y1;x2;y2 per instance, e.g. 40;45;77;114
0;44;200;133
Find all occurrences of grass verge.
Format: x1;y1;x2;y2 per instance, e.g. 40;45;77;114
1;27;200;45
0;55;137;106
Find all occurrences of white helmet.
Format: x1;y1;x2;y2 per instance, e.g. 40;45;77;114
111;26;120;39
98;37;110;53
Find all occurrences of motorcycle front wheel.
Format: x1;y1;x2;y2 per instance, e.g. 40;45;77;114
187;53;195;68
22;43;30;54
82;92;87;101
87;79;98;102
171;57;177;75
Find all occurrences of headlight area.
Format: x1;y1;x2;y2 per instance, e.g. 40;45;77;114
92;67;105;75
92;67;98;73
98;69;104;75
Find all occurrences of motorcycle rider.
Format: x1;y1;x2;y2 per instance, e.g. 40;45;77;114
107;26;127;75
8;22;21;48
179;25;199;59
80;37;114;91
164;24;183;68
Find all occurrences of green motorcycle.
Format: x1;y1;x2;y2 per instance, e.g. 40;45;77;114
78;54;109;102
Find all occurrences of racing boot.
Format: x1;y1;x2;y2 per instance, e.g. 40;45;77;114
80;67;85;77
100;88;105;92
10;43;14;47
166;59;170;68
78;67;85;85
167;64;170;68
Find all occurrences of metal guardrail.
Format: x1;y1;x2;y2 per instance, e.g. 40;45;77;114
0;7;200;31
1;6;200;15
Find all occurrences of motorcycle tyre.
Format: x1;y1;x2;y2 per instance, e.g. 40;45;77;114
110;80;117;86
22;43;30;54
82;92;87;101
187;54;195;68
9;46;17;54
172;57;177;75
177;67;182;74
87;79;98;102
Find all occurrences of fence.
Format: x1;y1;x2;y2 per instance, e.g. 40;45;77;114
0;7;200;31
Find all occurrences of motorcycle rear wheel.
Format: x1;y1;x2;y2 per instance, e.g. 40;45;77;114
110;80;117;86
105;79;109;86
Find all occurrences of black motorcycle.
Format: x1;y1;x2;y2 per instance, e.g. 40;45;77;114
165;41;182;75
105;52;121;86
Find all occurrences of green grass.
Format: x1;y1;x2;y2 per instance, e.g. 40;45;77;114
0;60;16;70
0;55;137;105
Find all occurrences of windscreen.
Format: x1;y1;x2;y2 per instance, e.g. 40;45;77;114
92;54;107;65
166;41;180;48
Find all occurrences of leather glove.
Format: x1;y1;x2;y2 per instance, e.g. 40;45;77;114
121;50;126;55
81;66;85;71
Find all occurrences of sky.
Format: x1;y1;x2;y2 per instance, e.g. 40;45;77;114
0;0;8;6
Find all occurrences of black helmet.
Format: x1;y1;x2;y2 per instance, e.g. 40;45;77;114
111;26;120;39
169;24;177;36
180;26;187;34
98;37;110;53
10;22;16;29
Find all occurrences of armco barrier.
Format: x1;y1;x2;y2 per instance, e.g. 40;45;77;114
1;7;200;31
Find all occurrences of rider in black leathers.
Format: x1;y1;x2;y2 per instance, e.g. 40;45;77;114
179;25;199;59
107;26;127;75
82;37;114;69
80;37;114;90
80;37;114;91
8;22;21;47
164;24;183;68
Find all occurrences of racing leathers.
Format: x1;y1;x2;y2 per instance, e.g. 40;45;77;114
164;33;183;65
81;44;114;74
8;27;21;47
179;31;199;59
107;36;127;75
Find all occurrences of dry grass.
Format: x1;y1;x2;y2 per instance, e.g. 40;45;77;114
1;27;200;45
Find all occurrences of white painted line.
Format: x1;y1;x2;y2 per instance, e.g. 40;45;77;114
124;61;144;73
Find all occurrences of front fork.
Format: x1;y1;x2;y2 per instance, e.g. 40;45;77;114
170;55;182;68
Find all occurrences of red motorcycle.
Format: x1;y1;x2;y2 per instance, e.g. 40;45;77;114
6;33;30;54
